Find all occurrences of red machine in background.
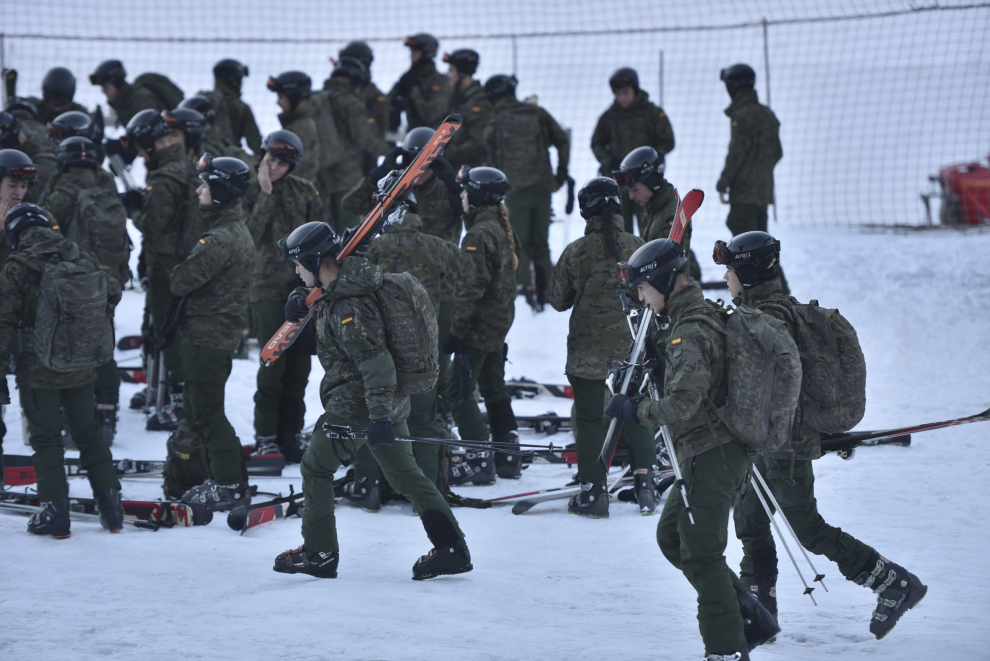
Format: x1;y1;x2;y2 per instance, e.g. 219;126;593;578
923;161;990;226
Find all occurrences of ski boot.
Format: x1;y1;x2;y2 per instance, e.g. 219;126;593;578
129;386;149;410
273;547;338;579
27;499;70;538
95;388;118;448
341;477;381;512
704;652;749;661
251;435;282;459
493;432;521;479
741;573;778;641
633;470;658;515
147;392;184;432
180;480;250;512
414;511;473;580
448;447;496;486
567;480;609;518
853;550;928;639
94;488;124;532
739;590;781;650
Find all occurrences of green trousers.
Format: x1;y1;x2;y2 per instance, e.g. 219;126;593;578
330;190;361;233
301;412;463;552
437;300;453;394
726;203;789;295
148;273;184;381
619;187;644;235
181;342;242;485
252;301;311;437
566;374;656;482
733;456;873;580
657;440;749;656
21;382;120;501
444;345;509;442
505;191;552;290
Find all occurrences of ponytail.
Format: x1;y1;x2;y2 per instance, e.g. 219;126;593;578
496;203;520;270
601;215;623;265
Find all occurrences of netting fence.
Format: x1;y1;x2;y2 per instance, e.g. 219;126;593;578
2;0;988;230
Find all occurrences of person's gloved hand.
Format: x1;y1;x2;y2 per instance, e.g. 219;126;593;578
396;70;418;96
119;189;145;214
104;138;125;158
0;376;10;406
366;419;396;449
441;332;466;355
284;293;309;323
368;146;404;183
605;393;643;425
430;156;460;193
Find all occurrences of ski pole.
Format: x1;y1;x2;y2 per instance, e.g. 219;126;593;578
321;424;564;457
658;424;695;525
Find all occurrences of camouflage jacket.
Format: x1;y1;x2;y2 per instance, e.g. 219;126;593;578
639;179;693;262
365;211;464;308
19;135;57;205
635;282;735;461
246;174;323;303
197;127;260;215
547;213;645;380
314;256;410;423
450;205;516;352
37;166;118;229
348;80;389;139
445;80;492;171
131;142;200;276
214;79;263;154
320;77;387;193
389;60;452;130
341;171;463;245
107;82;165;127
744;278;822;461
278;103;321;185
28;98;89;125
591;90;674;175
0;226;121;389
717;89;783;206
169;202;255;351
484;96;570;196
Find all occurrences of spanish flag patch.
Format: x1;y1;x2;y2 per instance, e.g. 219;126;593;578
367;118;375;124
472;106;481;112
199;238;206;244
671;337;682;346
377;96;386;102
465;246;477;252
432;85;441;91
341;316;354;325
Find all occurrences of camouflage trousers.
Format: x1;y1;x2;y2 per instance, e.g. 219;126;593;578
505;191;553;291
252;300;311;438
733;456;873;580
181;342;243;486
726;204;789;294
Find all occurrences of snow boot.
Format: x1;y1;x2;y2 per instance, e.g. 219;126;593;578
568;480;609;518
180;480;250;512
634;471;657;514
741;573;778;641
853;550;928;639
273;547;338;579
739;590;781;650
448;447;496;486
94;488;124;532
95;388;118;447
27;499;70;538
341;477;381;512
413;510;473;580
704;651;749;661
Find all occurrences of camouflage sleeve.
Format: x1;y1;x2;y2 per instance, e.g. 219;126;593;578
39;186;77;231
437;238;466;301
409;80;452;129
652;106;675;156
35;172;59;209
241;105;263;155
636;326;714;427
0;263;25;374
245;191;275;246
544;109;570;180
345;99;387;162
305;184;324;224
546;243;577;312
331;298;396;420
483;120;497;169
444;102;491;167
134;87;165;113
293;121;321;185
590;111;611;167
340;176;378;217
169;233;229;297
449;232;494;339
717;114;754;194
131;171;185;239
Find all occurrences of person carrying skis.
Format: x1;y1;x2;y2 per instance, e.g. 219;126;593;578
272;221;472;580
717;231;927;640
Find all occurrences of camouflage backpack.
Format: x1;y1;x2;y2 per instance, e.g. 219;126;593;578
132;72;185;110
67;186;131;287
676;303;802;454
759;299;866;434
490;103;552;189
308;89;345;172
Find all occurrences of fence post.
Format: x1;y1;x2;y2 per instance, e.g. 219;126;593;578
762;17;778;224
511;35;518;78
658;49;664;108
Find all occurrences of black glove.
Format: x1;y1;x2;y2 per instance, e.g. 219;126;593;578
430;156;460;193
605;393;643;425
441;332;466;355
368;146;404;183
119;189;145;214
104;138;125;158
366;419;396;449
388;95;406;133
156;295;187;352
0;376;10;406
284;293;309;323
564;175;576;215
396;70;418;96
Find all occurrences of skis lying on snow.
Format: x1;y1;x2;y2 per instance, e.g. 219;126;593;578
816;405;990;456
3;455;166;487
227;485;305;535
510;466;641;515
505;379;572;399
239;446;287;476
0;490;212;529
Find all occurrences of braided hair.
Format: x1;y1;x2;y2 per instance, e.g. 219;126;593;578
496;203;520;270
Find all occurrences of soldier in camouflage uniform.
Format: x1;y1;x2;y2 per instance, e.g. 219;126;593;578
592;67;675;234
273;222;472;580
336;42;389;138
717;231;927;641
0;103;56;205
38;114;117;209
268;71;321;185
547;178;659;517
0;203;123;537
483;75;570;307
206;59;262;155
388;34;453;131
0;149;39;268
29;67;89;125
442;49;492;172
605;239;757;659
247;131;322;463
88;60;168;128
172;156;255;511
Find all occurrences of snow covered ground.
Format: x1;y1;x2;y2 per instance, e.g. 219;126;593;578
2;213;989;660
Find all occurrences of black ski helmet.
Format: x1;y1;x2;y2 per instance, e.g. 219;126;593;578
613;146;665;191
720;63;756;97
178;96;216;125
260;130;304;172
4;97;39;121
609;67;639;92
443;49;480;76
0;149;38;184
47;110;94;144
331;56;370;87
712;231;780;288
162;108;206;150
123;108;169;155
458;166;509;210
268;71;312;111
0;112;21;150
578;177;622;220
339;41;374;69
197;153;251;205
278;221;340;277
55;136;99;174
4;203;52;251
42;67;77;106
404;33;439;59
89;59;126;86
617;238;688;299
401;126;434;161
483;74;517;103
214;59;249;87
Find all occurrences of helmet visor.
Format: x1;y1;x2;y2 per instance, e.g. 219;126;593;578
617;262;634;285
612;170;631;186
267;77;278;92
7;164;38;182
712;240;732;265
277;237;291;262
266;139;299;164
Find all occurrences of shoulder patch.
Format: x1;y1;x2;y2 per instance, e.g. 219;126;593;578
732;121;738;127
472;106;482;112
431;85;441;92
367;118;375;124
341;316;354;325
377;96;386;102
465;246;477;252
659;111;666;117
671;337;682;346
199;238;206;244
145;186;153;191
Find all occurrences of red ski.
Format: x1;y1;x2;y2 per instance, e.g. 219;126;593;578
227;486;305;535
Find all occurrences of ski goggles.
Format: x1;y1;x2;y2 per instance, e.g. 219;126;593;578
265;139;300;164
197;152;214;172
712;239;779;266
712;240;734;266
617;261;644;285
612;169;633;186
3;164;38;182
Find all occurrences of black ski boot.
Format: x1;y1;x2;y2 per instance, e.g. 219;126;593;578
413;510;473;580
488;399;521;479
739;590;781;650
94;488;124;532
704;651;749;661
568;480;609;518
251;434;281;458
853;550;928;639
95;388;118;447
129;386;149;410
180;480;250;512
341;477;381;512
147;391;184;432
448;447;496;486
27;499;71;538
741;573;778;641
273;547;338;579
633;470;657;515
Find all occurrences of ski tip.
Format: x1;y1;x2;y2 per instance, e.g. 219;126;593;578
226;507;247;531
512;500;536;515
445;113;463;125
